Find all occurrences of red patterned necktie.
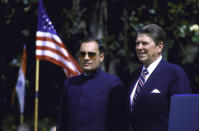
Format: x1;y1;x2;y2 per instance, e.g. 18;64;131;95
132;69;149;110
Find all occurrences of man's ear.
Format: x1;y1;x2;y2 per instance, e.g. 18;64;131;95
158;42;164;52
100;53;104;62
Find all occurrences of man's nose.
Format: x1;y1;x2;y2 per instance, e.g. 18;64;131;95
84;54;89;60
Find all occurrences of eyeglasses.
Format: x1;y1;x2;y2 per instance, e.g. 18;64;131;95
78;51;98;59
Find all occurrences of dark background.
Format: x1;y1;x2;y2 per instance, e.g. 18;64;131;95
1;0;199;130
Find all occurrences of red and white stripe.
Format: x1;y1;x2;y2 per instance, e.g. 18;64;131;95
36;31;82;77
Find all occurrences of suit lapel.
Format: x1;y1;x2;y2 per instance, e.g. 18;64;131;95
129;67;142;94
140;59;166;93
128;59;168;96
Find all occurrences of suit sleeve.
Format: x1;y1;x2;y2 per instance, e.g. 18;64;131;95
108;78;129;131
168;66;191;96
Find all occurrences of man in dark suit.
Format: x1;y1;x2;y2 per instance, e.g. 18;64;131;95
56;37;129;131
129;24;191;131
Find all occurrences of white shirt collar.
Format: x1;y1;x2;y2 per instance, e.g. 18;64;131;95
130;56;162;107
142;55;162;75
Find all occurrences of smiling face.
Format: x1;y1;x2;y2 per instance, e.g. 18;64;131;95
135;33;163;67
78;41;104;74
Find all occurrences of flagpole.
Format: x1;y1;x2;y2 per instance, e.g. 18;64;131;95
34;59;40;131
20;113;24;125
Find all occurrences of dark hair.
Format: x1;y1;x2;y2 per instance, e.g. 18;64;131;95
78;37;104;53
138;24;166;44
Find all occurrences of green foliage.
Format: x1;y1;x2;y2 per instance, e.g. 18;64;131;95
192;33;199;44
2;115;56;131
2;0;198;83
2;115;17;131
60;8;87;39
1;0;199;129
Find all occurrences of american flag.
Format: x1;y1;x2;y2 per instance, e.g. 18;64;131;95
36;0;82;77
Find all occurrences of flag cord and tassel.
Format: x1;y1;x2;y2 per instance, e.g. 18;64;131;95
34;60;40;131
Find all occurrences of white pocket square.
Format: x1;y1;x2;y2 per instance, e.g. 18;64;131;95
151;89;161;93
